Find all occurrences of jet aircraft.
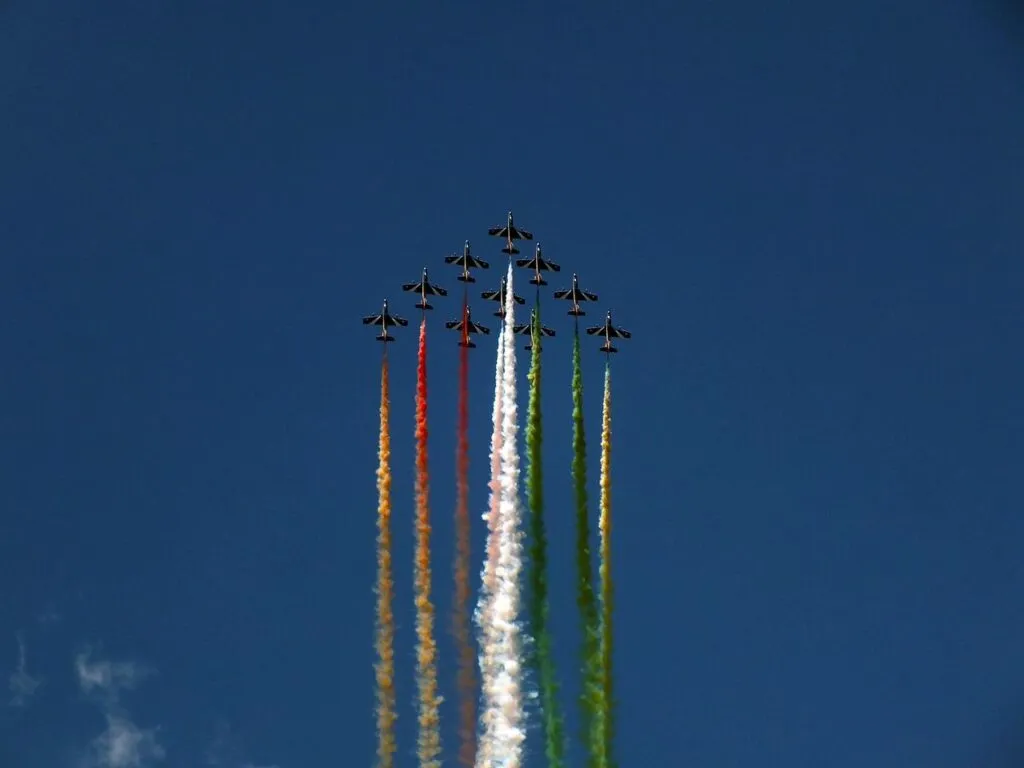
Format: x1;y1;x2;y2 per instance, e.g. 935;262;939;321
488;210;534;255
480;275;526;317
362;298;409;342
553;273;599;316
444;240;490;283
586;310;632;354
401;267;448;310
512;310;556;351
515;243;561;286
445;306;491;348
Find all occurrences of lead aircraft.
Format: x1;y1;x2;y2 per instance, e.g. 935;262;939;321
488;210;534;255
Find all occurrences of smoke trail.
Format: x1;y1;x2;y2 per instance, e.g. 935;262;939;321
414;319;442;768
526;305;565;767
573;327;605;768
454;301;476;767
475;314;504;768
491;261;528;766
374;357;397;768
598;363;616;767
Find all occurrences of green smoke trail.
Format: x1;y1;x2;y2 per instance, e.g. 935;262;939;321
526;305;565;767
572;326;605;768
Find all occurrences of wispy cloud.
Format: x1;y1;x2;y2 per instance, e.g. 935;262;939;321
8;631;42;707
88;715;165;768
204;721;279;768
76;649;153;704
37;607;61;626
76;649;163;768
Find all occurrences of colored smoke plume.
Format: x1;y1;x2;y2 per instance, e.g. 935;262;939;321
573;328;606;768
374;357;397;768
526;304;565;767
414;319;442;768
454;301;476;766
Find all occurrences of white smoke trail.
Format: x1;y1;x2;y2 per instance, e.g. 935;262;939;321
490;261;528;766
475;308;505;767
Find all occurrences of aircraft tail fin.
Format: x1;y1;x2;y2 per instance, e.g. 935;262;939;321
377;333;395;343
457;274;476;283
530;275;547;286
568;307;586;316
415;301;433;310
459;340;477;349
600;342;617;354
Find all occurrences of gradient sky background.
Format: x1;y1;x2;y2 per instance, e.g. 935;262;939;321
2;1;1023;766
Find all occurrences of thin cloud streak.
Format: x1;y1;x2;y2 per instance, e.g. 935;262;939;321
8;632;42;707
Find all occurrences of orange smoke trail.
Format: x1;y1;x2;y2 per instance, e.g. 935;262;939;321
374;356;397;768
414;319;442;767
453;301;476;766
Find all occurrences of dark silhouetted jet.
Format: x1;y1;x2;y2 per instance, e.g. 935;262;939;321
515;243;561;286
402;267;448;310
481;275;526;317
444;240;490;283
512;309;556;351
553;273;599;316
586;310;632;354
445;306;491;348
488;210;534;255
362;298;409;342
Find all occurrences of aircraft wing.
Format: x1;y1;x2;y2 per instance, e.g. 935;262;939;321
512;323;530;334
401;282;420;291
470;323;491;335
513;294;526;305
427;284;448;296
540;326;556;336
363;314;382;325
444;320;461;330
481;290;500;300
611;326;631;338
585;325;603;335
553;289;571;300
514;258;533;269
517;228;534;240
444;255;461;264
392;315;409;326
487;226;505;237
582;290;599;301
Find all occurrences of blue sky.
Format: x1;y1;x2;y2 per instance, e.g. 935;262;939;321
1;1;1023;766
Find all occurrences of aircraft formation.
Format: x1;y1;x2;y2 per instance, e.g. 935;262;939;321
361;210;632;355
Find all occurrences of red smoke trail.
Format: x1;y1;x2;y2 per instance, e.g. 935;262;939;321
414;319;442;767
453;301;476;766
